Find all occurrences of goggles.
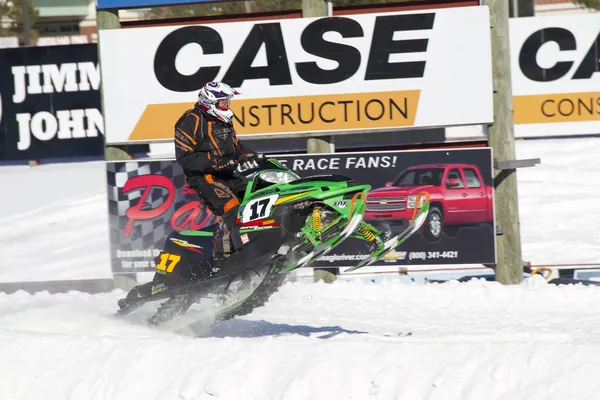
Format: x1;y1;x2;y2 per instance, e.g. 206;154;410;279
217;98;230;111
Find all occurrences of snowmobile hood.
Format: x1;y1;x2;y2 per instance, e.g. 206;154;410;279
290;174;354;185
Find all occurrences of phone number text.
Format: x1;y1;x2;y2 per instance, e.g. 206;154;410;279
409;251;459;261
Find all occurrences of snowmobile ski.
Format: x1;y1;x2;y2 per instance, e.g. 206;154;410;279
115;273;233;317
279;212;365;273
345;199;430;272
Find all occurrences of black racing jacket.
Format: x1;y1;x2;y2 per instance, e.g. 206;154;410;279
174;105;254;179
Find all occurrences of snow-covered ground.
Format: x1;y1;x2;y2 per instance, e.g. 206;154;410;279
0;161;112;282
1;137;600;399
3;276;600;399
515;138;600;265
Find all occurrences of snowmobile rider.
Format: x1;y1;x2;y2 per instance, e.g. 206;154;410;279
173;81;260;261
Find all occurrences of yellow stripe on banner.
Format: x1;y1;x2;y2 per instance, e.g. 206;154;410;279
275;191;311;205
130;103;191;141
514;92;600;124
127;90;421;141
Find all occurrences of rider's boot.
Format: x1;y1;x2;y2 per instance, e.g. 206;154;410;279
212;217;245;266
123;272;169;301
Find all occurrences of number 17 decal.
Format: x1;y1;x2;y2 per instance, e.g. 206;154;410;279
242;194;279;223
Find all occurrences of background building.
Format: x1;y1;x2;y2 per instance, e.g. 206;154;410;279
33;0;144;45
535;0;598;14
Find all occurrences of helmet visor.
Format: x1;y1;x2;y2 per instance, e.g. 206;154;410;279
217;98;230;111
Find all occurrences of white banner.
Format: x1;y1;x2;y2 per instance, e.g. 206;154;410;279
510;13;600;138
99;6;494;144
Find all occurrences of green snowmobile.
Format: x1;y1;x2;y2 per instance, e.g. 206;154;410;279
116;157;430;332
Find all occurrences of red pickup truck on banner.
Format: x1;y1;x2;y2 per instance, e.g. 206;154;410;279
365;164;494;241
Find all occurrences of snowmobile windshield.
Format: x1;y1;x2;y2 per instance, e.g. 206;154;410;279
258;170;300;184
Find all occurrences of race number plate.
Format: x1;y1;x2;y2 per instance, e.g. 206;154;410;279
241;194;279;223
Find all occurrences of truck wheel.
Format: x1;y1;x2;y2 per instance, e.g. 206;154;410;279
423;206;443;241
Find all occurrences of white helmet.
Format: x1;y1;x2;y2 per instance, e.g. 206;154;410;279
197;81;240;124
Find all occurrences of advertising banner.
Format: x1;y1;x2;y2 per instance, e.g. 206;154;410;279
107;160;219;273
511;13;600;138
98;7;494;145
0;44;105;161
107;148;495;275
97;0;229;10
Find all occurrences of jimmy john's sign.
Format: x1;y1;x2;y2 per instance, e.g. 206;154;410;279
510;13;600;138
99;7;494;144
0;43;105;161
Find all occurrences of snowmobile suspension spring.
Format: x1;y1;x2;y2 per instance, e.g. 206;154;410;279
358;227;376;242
312;208;322;231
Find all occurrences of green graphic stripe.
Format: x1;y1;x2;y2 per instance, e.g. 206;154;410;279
179;231;214;237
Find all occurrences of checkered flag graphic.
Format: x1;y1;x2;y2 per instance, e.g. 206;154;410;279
106;160;217;274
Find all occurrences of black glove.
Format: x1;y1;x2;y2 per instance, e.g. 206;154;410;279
212;157;236;171
240;152;259;162
238;152;261;172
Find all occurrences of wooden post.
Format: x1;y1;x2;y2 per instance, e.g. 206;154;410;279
518;0;535;17
244;0;257;13
509;0;534;18
301;0;338;284
482;0;523;284
97;8;137;290
509;0;518;17
21;0;31;46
